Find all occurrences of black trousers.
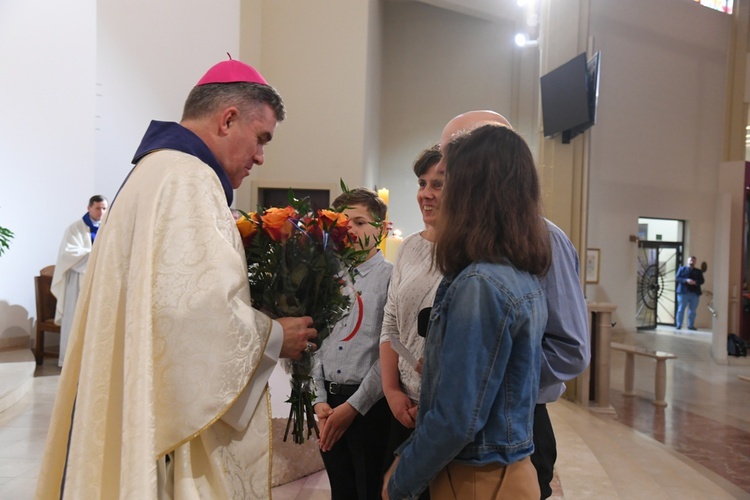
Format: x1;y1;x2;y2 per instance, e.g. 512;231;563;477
531;403;557;499
320;396;391;500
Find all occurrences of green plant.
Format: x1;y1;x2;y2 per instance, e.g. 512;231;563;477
0;226;13;256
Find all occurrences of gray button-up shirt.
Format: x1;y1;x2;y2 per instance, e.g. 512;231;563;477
312;251;393;414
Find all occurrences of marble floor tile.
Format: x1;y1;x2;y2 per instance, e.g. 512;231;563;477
608;328;750;497
0;473;37;499
0;457;38;479
1;329;749;499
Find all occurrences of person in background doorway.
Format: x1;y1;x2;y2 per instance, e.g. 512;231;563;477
51;194;108;367
675;255;704;330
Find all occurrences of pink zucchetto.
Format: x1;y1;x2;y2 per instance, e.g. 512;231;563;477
196;54;268;86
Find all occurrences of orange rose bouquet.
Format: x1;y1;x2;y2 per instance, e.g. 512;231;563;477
236;186;376;444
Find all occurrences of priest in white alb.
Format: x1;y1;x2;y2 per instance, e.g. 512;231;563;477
36;58;318;499
50;194;108;367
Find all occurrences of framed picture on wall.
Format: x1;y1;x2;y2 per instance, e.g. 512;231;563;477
247;181;340;213
586;248;600;284
259;187;330;212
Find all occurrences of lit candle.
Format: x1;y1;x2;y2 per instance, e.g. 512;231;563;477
384;229;403;264
377;188;389;207
377;188;389;256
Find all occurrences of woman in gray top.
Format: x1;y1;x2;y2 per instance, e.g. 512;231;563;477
379;145;444;497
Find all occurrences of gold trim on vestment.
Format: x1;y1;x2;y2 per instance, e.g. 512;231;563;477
156;317;274;459
266;389;273;495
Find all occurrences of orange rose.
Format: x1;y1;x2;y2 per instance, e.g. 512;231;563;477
317;209;349;231
261;206;297;242
316;209;353;249
236;212;259;245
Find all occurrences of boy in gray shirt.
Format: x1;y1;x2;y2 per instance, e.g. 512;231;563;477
313;188;394;499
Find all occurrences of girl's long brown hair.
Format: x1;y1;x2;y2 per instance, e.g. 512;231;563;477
434;124;551;276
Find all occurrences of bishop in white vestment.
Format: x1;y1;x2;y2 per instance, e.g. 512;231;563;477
36;58;317;499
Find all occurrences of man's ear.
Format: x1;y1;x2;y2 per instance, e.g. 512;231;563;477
218;106;240;136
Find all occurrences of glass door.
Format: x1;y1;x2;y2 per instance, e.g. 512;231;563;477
636;241;682;330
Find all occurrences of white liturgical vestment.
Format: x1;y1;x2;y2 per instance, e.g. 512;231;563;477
51;218;92;367
36;150;281;499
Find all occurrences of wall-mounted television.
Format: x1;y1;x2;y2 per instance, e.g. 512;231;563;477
540;51;601;144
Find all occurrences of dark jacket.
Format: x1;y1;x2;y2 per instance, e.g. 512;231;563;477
676;265;704;295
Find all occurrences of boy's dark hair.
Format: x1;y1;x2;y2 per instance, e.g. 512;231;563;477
333;187;387;222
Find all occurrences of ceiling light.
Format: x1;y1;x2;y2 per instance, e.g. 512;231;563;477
515;33;538;47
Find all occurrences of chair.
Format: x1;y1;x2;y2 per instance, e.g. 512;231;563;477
34;265;60;365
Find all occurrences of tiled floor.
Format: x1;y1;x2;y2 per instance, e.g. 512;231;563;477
607;327;750;498
0;362;57;499
2;327;750;499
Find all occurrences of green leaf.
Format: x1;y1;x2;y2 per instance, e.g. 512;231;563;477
0;226;14;257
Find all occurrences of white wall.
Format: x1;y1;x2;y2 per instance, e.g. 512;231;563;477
0;0;240;344
96;0;242;200
716;161;745;353
0;0;96;346
238;0;377;214
713;193;732;363
584;0;730;331
379;1;517;237
363;0;385;190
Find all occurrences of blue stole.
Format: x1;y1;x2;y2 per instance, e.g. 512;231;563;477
82;213;99;243
128;120;234;206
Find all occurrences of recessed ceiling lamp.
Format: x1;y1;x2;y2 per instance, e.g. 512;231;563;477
514;33;538;47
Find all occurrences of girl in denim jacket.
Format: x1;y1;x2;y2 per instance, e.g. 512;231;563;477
384;124;552;500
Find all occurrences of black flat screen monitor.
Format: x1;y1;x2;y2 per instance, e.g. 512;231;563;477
541;51;601;143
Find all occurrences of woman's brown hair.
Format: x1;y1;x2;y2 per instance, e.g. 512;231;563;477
434;124;551;276
413;144;441;177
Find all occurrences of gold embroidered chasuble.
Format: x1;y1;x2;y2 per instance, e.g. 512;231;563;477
36;151;276;499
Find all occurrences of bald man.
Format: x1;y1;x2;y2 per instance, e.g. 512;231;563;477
439;110;512;145
439;111;590;499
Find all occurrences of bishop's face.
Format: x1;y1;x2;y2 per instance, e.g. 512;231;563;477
221;104;277;189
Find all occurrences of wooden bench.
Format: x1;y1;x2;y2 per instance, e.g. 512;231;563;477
610;342;678;407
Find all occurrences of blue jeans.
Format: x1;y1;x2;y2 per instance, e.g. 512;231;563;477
676;292;700;329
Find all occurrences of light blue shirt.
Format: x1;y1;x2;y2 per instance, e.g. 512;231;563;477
312;251;393;414
537;219;590;403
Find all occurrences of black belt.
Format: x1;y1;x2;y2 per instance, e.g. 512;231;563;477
324;380;360;398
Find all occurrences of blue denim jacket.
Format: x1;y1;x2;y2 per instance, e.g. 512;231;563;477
388;262;547;499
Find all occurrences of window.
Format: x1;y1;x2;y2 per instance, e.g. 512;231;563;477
694;0;733;14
